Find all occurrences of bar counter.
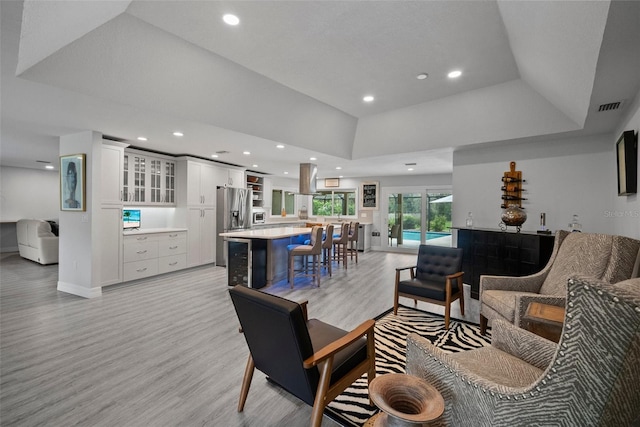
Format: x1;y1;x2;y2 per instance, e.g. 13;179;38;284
219;227;312;287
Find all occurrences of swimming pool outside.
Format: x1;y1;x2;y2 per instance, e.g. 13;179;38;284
403;230;451;241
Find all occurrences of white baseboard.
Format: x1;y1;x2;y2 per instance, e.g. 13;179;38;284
57;281;102;298
1;246;19;253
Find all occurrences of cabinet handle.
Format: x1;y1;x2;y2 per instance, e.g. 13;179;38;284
169;262;178;266
136;267;148;272
169;246;178;250
136;237;147;240
136;250;148;254
169;233;178;237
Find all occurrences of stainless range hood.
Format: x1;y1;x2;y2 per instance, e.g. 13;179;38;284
299;163;318;195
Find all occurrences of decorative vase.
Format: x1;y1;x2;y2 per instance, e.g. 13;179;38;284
500;204;527;232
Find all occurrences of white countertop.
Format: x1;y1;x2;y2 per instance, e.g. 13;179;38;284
219;227;312;239
123;227;187;236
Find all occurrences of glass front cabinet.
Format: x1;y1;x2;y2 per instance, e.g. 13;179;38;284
123;150;176;206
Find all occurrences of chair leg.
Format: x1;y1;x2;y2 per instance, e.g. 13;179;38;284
480;314;488;335
288;253;294;289
444;302;451;330
310;359;333;427
459;286;465;316
238;355;255;412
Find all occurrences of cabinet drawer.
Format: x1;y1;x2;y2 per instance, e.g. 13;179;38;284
159;238;187;257
124;240;159;261
158;254;187;274
158;231;187;241
124;259;158;281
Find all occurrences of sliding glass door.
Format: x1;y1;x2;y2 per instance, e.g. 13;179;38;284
382;187;452;251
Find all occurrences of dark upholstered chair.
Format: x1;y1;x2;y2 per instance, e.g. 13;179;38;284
406;276;640;426
229;286;376;427
394;245;464;329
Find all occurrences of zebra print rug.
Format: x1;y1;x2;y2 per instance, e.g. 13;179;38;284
324;305;492;426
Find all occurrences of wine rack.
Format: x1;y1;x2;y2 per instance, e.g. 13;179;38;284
501;161;525;209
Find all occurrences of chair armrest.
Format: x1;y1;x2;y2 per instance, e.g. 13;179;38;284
299;299;309;321
395;266;416;283
490;319;557;370
480;272;546;296
303;319;375;368
446;271;464;280
395;265;416;272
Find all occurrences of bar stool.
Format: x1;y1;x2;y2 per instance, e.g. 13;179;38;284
333;222;350;269
321;224;334;277
288;226;323;288
347;222;359;264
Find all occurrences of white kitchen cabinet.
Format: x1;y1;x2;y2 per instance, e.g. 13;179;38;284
228;168;244;188
261;177;272;211
123;230;187;281
123;150;176;206
101;144;124;205
184;161;216;207
99;206;123;286
100;142;125;286
186;207;215;267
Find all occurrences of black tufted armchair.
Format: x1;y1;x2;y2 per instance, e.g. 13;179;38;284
394;245;464;329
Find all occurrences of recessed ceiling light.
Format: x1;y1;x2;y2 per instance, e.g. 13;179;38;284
211;154;219;158
252;164;258;168
408;168;414;171
339;175;344;178
45;165;54;170
310;157;317;161
336;166;342;170
223;14;240;26
276;144;285;149
417;73;428;80
173;131;184;137
137;136;148;141
284;171;289;175
448;70;462;79
243;151;250;155
363;95;375;103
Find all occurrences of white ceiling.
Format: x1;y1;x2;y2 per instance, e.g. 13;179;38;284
1;0;639;180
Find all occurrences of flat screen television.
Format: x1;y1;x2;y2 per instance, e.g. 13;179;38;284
123;209;141;229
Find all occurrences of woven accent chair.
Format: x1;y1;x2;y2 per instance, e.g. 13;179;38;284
333;222;350;269
480;230;640;334
321;224;334;277
347;222;359;263
229;286;376;427
394;245;464;329
406;275;640;426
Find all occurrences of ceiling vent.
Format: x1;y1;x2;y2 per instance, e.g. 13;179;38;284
405;162;417;166
598;101;624;112
216;150;230;154
102;134;127;142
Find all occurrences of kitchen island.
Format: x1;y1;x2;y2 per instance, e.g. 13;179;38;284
219;227;312;288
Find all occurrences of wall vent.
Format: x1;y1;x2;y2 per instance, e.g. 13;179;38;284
598;101;624;112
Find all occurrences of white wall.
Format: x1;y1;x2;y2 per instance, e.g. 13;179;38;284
0;166;59;252
612;93;640;239
0;166;59;221
452;133;622;236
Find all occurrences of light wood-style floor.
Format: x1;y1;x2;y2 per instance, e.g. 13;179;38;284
0;250;479;427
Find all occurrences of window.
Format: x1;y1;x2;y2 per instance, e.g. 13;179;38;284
271;189;296;216
312;190;356;217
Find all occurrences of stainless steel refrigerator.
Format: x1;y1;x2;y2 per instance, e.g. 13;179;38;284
216;187;252;266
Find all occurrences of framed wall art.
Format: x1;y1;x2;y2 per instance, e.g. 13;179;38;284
360;181;379;210
616;130;637;196
60;153;86;211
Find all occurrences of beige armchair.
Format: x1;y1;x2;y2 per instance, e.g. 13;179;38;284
406;275;640;426
479;230;640;333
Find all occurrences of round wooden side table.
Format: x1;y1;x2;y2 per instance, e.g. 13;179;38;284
367;373;444;427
